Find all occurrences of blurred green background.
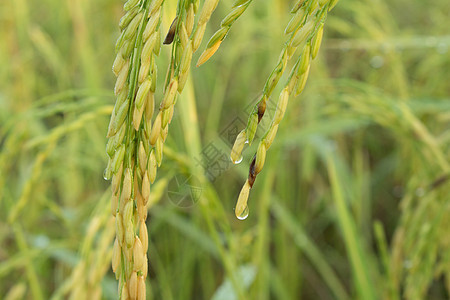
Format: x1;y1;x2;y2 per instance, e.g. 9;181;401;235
0;0;449;299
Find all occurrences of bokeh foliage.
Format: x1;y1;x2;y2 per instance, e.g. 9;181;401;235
0;0;449;299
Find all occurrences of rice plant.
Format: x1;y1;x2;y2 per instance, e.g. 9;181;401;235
0;0;449;299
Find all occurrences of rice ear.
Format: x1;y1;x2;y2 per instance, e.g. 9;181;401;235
230;1;332;219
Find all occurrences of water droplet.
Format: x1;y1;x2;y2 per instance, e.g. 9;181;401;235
103;168;112;180
232;156;243;164
244;139;249;144
237;205;249;220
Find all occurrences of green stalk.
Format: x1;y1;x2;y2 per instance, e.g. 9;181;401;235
272;201;350;300
325;151;377;300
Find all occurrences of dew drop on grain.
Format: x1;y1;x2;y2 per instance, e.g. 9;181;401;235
233;156;243;165
237;205;249;220
103;168;112;180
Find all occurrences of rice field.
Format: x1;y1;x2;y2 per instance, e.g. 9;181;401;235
0;0;449;299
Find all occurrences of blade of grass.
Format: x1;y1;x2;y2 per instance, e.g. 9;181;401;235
178;75;247;299
271;200;350;300
318;138;377;300
12;224;44;300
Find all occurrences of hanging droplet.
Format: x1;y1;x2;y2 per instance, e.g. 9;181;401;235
236;205;249;220
244;139;249;144
103;168;112;180
232;156;243;164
